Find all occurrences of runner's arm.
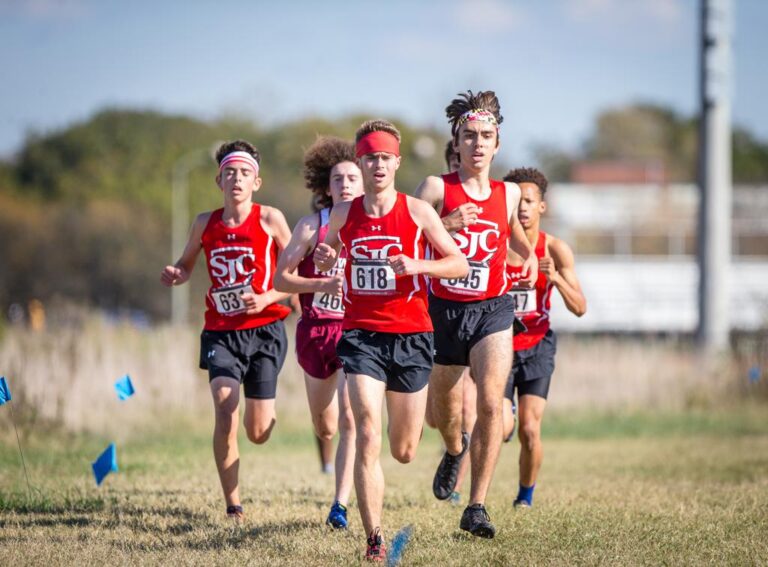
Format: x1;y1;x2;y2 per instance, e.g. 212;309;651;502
314;202;350;272
415;175;479;232
160;213;207;287
546;237;587;316
273;214;341;295
393;197;468;279
505;182;538;286
252;206;292;307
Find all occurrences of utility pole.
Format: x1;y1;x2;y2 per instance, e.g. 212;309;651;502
697;0;732;351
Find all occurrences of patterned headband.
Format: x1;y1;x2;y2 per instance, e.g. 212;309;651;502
456;109;498;128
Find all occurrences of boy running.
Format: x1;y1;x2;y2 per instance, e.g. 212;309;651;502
503;167;586;508
273;136;363;529
314;120;468;561
160;140;292;520
416;90;537;538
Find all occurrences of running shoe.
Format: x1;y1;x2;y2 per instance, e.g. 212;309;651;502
432;431;470;500
449;491;461;506
226;505;244;522
326;501;348;529
365;527;386;562
459;503;496;539
513;498;531;509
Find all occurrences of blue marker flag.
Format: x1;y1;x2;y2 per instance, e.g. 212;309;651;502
0;376;11;405
387;525;413;567
92;443;118;486
114;375;135;401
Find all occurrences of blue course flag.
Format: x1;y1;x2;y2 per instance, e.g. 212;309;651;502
114;375;135;401
387;525;413;567
0;376;11;405
92;443;118;486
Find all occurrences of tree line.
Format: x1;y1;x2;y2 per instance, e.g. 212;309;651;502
1;105;766;324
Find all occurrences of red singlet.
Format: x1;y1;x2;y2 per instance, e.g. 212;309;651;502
508;231;553;350
297;207;346;321
339;193;432;333
430;172;511;301
201;205;290;331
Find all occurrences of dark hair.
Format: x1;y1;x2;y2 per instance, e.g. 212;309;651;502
503;167;549;199
445;90;503;141
444;140;459;170
215;140;260;165
355;119;401;143
303;136;356;211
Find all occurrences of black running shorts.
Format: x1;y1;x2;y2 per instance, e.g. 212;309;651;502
505;329;557;401
199;320;288;399
336;329;433;393
429;294;516;367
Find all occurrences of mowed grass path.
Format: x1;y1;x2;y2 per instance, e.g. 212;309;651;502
1;408;767;566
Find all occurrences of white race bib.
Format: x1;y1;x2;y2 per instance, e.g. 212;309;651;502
351;260;396;294
211;283;253;315
440;264;489;294
312;292;345;314
509;288;537;315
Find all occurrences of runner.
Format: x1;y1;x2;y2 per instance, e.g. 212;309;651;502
160;140;292;521
273;136;363;529
314;119;468;561
415;90;537;538
503;167;587;508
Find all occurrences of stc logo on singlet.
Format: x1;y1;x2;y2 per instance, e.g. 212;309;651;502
453;220;500;263
349;236;403;259
209;246;256;286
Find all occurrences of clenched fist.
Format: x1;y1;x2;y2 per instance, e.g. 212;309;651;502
313;243;338;272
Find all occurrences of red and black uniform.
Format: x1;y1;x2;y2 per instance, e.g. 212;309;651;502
428;173;516;367
336;193;433;392
198;205;289;399
430;172;511;300
295;208;346;379
505;231;557;401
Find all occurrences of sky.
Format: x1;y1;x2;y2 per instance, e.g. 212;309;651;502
0;0;766;166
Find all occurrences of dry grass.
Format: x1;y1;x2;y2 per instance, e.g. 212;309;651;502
2;314;764;438
1;315;767;564
0;421;767;566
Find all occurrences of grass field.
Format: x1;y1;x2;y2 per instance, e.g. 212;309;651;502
1;406;767;566
1;320;767;564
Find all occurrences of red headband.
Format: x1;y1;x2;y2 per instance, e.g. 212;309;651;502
355;131;400;158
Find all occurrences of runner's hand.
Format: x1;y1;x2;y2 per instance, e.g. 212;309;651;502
517;253;539;288
442;203;480;232
241;292;268;315
161;265;188;287
539;257;557;283
321;273;344;295
314;243;337;272
388;254;421;276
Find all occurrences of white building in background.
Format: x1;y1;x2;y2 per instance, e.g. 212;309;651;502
542;184;768;332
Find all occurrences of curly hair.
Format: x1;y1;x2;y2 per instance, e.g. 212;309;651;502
215;139;260;165
303;136;356;211
354;119;401;143
503;167;549;199
445;90;503;141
